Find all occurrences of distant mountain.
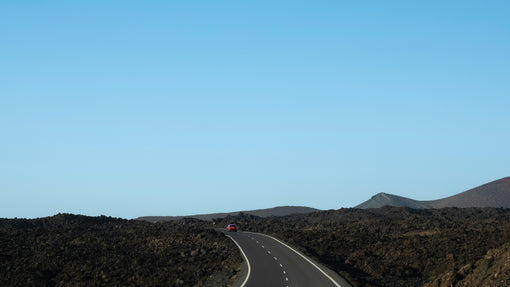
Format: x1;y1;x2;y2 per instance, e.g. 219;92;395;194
355;193;433;209
427;177;510;208
137;206;319;222
356;177;510;209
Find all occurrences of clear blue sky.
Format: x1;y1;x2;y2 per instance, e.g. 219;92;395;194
1;1;509;219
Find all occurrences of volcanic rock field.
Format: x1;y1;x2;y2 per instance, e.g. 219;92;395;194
2;207;510;286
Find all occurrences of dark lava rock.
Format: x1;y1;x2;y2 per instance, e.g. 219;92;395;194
213;207;510;287
425;242;510;287
0;214;241;287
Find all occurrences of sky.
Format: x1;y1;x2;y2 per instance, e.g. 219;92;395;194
1;1;509;219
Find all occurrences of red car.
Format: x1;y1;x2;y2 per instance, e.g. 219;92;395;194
226;224;237;232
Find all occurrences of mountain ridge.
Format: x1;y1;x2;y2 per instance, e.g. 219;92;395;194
356;177;510;209
356;192;433;209
136;205;319;222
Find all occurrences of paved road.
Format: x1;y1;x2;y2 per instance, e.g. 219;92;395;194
225;231;352;287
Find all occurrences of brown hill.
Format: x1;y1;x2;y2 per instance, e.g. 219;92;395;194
137;205;319;222
426;177;510;208
356;177;510;209
355;192;433;209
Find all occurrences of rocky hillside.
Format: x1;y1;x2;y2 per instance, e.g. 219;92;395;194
0;214;241;287
137;205;319;222
213;207;510;287
356;177;510;209
425;242;510;287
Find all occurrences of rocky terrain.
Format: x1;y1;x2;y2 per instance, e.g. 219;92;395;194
425;242;510;287
214;207;510;287
3;207;510;287
4;179;510;287
0;214;241;287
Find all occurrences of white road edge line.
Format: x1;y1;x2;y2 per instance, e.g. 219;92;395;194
226;235;251;287
247;232;343;287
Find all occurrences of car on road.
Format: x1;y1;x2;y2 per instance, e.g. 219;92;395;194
226;224;238;232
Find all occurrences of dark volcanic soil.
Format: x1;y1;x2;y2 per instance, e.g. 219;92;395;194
0;214;241;287
4;207;510;287
214;207;510;287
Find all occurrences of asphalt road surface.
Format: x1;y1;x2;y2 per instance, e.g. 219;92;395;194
225;231;352;287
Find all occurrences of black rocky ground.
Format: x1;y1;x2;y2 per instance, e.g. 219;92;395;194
4;207;510;287
0;214;241;287
212;207;510;287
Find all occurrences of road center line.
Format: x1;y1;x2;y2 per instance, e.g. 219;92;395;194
246;232;343;287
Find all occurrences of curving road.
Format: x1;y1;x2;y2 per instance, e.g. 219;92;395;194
224;231;352;287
